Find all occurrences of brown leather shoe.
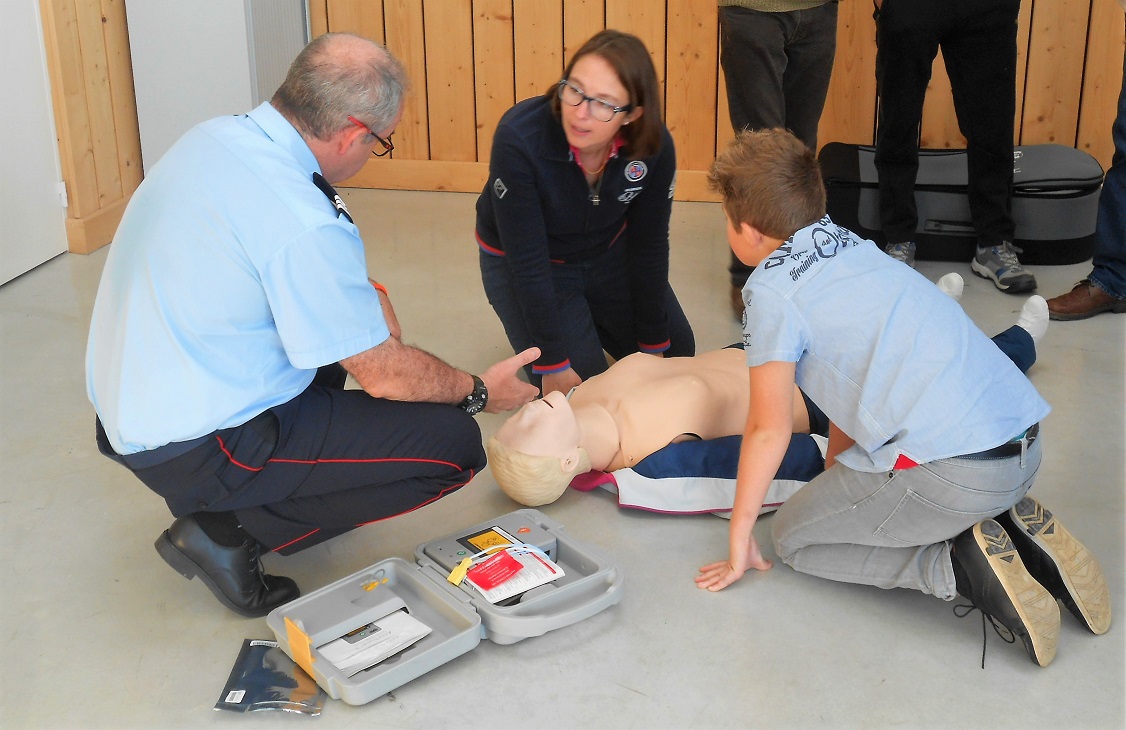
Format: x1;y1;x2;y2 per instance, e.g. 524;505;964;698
1046;280;1126;321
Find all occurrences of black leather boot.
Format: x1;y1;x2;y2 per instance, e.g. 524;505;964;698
155;514;299;617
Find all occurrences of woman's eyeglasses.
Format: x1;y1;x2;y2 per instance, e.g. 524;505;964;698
348;115;394;157
556;80;632;123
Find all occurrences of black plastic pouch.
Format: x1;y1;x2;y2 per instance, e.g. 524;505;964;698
214;639;327;715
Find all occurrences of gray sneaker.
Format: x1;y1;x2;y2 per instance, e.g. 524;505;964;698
884;241;916;268
972;241;1037;293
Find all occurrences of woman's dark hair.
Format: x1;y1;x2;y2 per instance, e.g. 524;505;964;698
549;29;664;159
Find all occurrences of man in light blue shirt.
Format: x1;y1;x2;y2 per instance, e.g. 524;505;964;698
86;33;539;618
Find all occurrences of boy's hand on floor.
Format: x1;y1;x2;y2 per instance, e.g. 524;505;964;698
695;533;772;591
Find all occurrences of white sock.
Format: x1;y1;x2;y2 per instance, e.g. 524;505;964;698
937;272;964;302
1017;295;1049;345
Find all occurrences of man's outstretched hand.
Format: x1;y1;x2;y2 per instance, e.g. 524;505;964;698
481;347;541;413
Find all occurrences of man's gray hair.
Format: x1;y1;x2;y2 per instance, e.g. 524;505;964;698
272;33;408;141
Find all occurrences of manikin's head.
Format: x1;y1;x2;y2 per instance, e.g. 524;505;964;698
486;390;592;506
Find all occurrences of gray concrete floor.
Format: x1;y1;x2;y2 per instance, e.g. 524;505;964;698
1;188;1123;728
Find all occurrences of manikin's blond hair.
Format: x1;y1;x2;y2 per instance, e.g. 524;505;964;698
485;436;592;507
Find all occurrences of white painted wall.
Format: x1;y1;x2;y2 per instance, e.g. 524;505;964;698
126;0;307;173
0;1;68;285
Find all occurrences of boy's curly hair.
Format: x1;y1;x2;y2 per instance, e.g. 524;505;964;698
708;129;826;240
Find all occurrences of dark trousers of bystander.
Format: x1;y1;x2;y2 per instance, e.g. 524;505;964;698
873;0;1020;248
719;2;839;288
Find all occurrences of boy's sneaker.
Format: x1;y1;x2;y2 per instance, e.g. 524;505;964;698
997;497;1112;635
884;241;916;268
951;519;1060;666
972;241;1037;293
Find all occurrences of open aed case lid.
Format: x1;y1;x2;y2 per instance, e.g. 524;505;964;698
266;509;623;706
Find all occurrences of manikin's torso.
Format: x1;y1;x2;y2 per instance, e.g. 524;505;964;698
569;349;753;471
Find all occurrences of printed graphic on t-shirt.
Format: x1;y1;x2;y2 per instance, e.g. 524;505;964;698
493;178;508;199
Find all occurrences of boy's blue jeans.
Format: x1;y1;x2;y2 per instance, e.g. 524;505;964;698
771;436;1041;600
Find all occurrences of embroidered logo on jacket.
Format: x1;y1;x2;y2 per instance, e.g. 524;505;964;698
617;186;644;203
624;161;647;182
493;178;508;199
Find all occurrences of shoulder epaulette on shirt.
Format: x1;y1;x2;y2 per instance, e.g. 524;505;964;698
311;172;353;223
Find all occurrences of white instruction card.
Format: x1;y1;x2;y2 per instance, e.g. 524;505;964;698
318;609;431;677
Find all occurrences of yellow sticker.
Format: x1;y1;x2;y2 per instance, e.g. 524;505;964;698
284;616;315;677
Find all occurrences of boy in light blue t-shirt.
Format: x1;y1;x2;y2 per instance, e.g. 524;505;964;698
696;129;1111;667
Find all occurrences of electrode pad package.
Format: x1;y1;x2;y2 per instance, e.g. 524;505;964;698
214;639;327;715
267;509;623;705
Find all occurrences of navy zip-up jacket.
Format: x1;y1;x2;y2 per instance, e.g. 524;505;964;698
475;95;677;374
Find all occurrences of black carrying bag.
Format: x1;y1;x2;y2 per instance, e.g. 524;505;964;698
819;142;1104;264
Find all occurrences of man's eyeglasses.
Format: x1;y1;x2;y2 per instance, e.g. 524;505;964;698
556;80;632;123
348;115;394;157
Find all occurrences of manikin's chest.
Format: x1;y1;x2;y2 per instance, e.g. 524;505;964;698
583;376;748;472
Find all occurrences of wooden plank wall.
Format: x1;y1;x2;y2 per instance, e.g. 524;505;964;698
312;0;1124;202
40;0;142;253
38;0;1126;255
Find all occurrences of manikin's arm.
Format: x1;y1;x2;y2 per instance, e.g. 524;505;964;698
696;360;796;591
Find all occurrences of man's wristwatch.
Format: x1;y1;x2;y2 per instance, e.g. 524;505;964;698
458;375;488;415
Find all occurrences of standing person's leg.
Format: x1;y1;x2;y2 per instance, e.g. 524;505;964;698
1048;50;1126;318
1086;55;1126;301
782;2;839;152
944;0;1018;249
873;0;942;263
944;0;1035;293
719;6;792;301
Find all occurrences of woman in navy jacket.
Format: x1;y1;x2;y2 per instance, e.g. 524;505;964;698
476;30;695;396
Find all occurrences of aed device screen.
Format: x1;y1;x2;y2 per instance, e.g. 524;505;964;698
459;526;517;554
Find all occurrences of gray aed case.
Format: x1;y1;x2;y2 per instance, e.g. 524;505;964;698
266;509;623;706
